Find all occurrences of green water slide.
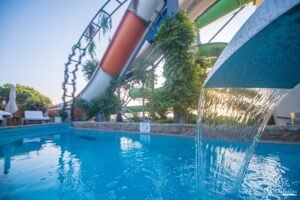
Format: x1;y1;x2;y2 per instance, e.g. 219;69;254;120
198;42;227;57
128;88;153;99
125;105;145;113
196;0;254;29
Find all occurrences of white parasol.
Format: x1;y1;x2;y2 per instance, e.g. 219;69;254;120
5;85;18;114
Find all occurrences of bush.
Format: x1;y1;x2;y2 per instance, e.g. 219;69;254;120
154;11;202;123
0;83;52;112
156;118;174;123
59;109;68;121
86;79;121;120
187;114;197;124
130;116;141;122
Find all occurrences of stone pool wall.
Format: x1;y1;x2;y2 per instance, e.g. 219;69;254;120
72;122;196;136
72;122;300;143
262;126;300;143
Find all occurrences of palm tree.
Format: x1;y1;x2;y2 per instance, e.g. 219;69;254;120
82;59;99;80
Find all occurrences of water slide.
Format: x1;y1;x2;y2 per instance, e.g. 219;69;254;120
195;0;254;29
204;0;300;88
80;0;165;101
80;0;241;102
61;0;258;108
197;1;300;196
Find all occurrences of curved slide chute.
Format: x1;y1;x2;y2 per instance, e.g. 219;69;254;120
204;0;300;88
74;0;255;103
56;0;261;118
195;0;254;29
80;0;164;101
80;0;226;102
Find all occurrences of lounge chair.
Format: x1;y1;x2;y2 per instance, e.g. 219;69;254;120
21;111;50;125
0;111;11;127
0;115;8;127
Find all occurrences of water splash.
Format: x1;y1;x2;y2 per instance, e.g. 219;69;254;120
196;88;290;198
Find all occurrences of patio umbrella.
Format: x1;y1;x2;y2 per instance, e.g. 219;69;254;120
5;85;18;114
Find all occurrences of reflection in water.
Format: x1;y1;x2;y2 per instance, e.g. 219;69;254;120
3;145;13;174
0;131;196;200
140;134;151;145
0;129;299;199
196;88;289;197
120;137;142;151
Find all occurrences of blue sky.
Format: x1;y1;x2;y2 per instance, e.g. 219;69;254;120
0;1;255;104
0;0;109;104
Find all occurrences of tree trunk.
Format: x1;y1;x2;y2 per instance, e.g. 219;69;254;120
116;87;123;122
173;110;187;124
142;82;145;121
116;112;123;122
105;115;111;122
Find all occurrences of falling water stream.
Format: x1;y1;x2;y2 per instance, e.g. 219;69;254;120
196;88;290;199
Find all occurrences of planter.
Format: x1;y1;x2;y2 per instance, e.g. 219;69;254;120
54;117;62;123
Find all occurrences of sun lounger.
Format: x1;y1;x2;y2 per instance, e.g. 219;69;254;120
21;111;50;125
0;111;11;127
0;115;8;127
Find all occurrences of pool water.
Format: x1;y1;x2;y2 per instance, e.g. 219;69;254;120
0;125;299;200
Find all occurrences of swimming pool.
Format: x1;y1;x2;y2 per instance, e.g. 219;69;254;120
0;124;299;199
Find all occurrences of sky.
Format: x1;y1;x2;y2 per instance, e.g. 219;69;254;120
0;1;255;105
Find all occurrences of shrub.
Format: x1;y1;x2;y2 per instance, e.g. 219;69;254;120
59;109;68;121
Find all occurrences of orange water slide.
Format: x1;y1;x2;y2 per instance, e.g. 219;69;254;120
80;0;164;101
101;11;148;75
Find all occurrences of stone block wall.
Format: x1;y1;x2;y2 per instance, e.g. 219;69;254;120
72;122;300;143
72;122;195;136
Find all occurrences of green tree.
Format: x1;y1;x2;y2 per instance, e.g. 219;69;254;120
85;79;121;120
131;58;157;119
58;109;68;121
82;59;98;80
81;12;113;81
146;88;169;119
0;83;52;112
87;41;97;60
81;39;99;81
154;11;203;123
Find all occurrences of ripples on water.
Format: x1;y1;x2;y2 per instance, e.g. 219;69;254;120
196;88;290;198
0;127;299;199
0;131;196;200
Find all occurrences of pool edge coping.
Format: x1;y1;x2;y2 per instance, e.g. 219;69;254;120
71;127;195;138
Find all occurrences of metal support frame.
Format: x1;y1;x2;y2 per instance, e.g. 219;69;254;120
62;0;128;120
62;0;166;122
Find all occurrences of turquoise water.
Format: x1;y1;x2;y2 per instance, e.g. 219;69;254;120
196;88;290;196
0;125;299;199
